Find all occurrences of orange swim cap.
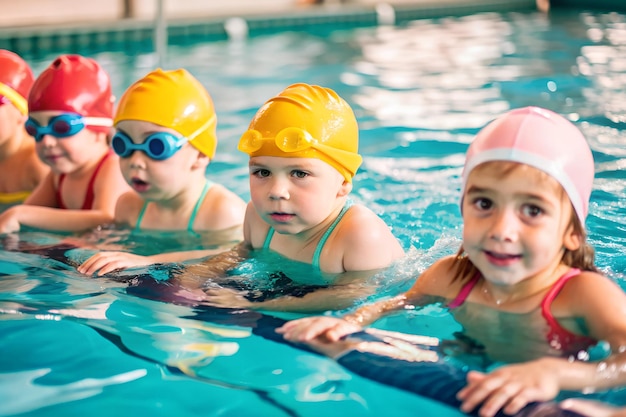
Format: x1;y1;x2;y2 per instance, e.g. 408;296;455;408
114;68;218;158
238;83;362;182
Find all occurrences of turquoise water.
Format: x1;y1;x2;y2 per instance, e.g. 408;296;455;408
2;7;626;416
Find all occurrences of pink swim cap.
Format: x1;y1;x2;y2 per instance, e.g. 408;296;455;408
462;106;594;225
28;54;113;133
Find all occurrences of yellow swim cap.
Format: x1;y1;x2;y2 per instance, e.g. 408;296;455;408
114;68;217;158
238;83;362;182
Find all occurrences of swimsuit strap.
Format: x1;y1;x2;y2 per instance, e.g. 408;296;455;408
262;200;353;271
56;150;113;210
134;201;149;231
135;179;214;232
262;227;275;249
56;174;67;209
541;268;597;350
448;272;480;309
187;179;213;232
312;200;353;270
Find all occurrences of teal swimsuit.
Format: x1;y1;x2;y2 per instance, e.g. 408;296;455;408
262;201;352;271
134;180;213;232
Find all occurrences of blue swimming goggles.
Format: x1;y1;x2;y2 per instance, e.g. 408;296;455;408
111;119;212;161
112;131;189;161
26;113;113;142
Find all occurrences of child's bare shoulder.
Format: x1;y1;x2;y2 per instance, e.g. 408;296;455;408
198;184;246;230
114;191;144;225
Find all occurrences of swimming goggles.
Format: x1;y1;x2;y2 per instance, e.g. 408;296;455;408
112;131;189;160
26;113;113;142
238;127;362;169
112;119;213;161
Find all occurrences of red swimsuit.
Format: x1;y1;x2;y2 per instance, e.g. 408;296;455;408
449;268;596;353
55;151;112;210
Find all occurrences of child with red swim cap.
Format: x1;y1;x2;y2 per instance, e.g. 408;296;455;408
0;54;130;233
0;50;49;206
278;107;626;416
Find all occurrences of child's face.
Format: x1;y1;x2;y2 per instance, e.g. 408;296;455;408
0;99;25;147
248;155;350;235
115;120;204;199
30;111;106;174
461;162;579;286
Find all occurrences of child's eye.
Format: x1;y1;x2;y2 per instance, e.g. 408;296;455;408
472;197;493;211
291;170;309;179
251;168;271;178
522;204;543;218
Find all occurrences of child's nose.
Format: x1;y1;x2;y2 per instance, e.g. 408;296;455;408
488;209;518;242
268;178;289;200
127;150;148;168
38;134;57;147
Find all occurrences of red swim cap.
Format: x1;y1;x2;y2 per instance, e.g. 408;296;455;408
0;49;34;115
28;54;113;133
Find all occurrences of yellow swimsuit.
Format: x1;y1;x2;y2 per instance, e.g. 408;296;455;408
0;190;31;205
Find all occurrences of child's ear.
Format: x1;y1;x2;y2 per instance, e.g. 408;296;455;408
191;151;210;170
563;224;582;251
337;179;352;197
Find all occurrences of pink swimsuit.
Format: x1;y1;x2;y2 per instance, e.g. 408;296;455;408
448;268;596;353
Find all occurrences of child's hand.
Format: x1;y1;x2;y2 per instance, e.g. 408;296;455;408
78;251;152;276
0;208;21;234
203;286;252;309
277;316;363;343
456;359;561;417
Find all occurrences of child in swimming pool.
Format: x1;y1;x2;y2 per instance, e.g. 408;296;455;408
0;54;130;233
175;83;405;312
278;106;626;415
77;68;246;276
0;50;49;207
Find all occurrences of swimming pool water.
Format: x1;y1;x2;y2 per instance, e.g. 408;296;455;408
2;7;626;416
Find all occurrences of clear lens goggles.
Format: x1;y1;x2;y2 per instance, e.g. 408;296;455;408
26;113;112;142
238;126;362;170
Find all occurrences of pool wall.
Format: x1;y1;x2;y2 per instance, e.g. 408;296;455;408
1;0;539;58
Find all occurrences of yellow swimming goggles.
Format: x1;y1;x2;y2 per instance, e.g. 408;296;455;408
237;127;362;182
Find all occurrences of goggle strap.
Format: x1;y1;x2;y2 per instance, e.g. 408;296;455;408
0;83;27;115
185;115;215;142
82;117;113;127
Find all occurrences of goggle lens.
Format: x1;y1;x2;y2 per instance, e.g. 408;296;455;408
26;113;86;142
112;131;186;160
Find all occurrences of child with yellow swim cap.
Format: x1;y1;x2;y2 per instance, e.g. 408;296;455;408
78;68;246;276
176;83;405;312
0;54;130;233
0;50;49;207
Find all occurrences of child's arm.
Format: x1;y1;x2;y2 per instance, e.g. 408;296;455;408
0;205;115;233
77;248;230;276
167;241;251;290
278;257;457;342
457;272;626;417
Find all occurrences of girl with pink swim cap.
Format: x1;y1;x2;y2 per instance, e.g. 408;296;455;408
0;54;130;233
278;106;626;416
0;50;49;206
